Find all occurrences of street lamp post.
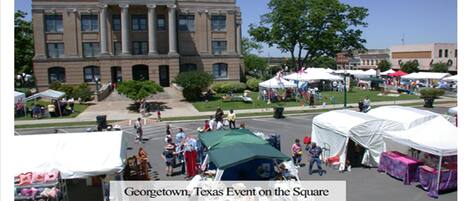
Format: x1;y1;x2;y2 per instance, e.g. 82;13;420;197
343;72;350;108
95;77;100;95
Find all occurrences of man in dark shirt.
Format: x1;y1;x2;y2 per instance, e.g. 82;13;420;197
307;142;324;176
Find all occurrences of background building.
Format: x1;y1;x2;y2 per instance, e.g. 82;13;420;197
390;43;457;72
32;0;243;91
357;49;390;70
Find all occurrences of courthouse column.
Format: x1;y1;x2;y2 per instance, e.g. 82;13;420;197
120;4;130;55
99;4;109;55
168;4;178;56
147;4;157;55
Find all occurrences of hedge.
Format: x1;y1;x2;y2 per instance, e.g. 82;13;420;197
246;78;262;91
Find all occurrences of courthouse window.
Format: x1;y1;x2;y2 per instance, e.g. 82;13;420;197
114;41;122;55
47;43;64;58
132;41;148;55
157;15;166;31
112;15;121;31
212;63;228;79
132;15;147;31
178;15;195;32
45;15;63;32
212;41;227;55
211;15;226;31
83;66;101;82
81;14;99;32
180;63;197;73
83;42;100;57
48;67;66;83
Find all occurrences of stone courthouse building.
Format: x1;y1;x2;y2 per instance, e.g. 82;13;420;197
31;0;243;91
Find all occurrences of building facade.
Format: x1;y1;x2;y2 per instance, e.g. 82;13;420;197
390;43;457;72
357;49;390;70
32;0;243;91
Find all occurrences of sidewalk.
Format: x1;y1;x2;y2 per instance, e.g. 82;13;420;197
14;97;457;126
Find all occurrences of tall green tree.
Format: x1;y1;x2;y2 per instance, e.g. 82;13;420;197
249;0;368;70
431;61;449;72
377;60;392;72
401;60;419;73
242;37;263;55
242;37;268;78
15;10;34;75
308;57;337;69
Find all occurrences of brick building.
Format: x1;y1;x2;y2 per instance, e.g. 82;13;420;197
32;0;243;91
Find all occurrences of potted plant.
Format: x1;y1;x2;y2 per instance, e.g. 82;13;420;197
419;88;445;108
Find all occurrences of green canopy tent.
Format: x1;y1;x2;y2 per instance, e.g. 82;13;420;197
199;129;290;180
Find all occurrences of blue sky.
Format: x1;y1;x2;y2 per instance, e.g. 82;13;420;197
15;0;457;57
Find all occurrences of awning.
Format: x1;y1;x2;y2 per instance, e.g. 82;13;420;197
25;89;66;101
14;131;127;179
380;69;396;76
443;75;458;82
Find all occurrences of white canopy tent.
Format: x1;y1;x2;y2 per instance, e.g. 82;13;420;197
259;77;297;88
25;89;66;101
443;75;458;82
311;110;403;170
14;131;126;179
367;106;440;129
380;69;396;76
284;69;343;81
15;91;26;103
401;72;450;80
384;116;457;191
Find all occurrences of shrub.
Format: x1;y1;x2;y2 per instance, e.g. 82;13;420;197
419;88;445;99
211;81;247;94
49;82;93;101
72;83;94;101
117;80;164;102
246;78;262;91
174;71;213;101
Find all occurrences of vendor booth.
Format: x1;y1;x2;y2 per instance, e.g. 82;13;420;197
14;131;126;200
383;116;457;198
443;75;458;82
311;110;403;171
368;106;439;129
401;72;450;80
199;129;292;180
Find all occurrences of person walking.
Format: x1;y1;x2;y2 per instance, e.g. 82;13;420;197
291;139;303;167
134;118;143;142
165;124;172;143
309;90;315;108
68;97;75;113
227;109;237;129
215;107;224;123
156;109;162;122
307;142;324;176
161;143;175;176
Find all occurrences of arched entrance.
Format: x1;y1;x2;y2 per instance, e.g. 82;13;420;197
132;65;149;81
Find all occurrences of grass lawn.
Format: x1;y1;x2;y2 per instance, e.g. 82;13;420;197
15;99;89;120
192;88;420;112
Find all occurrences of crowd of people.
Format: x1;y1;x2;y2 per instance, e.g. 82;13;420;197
29;97;78;119
133;107;243;179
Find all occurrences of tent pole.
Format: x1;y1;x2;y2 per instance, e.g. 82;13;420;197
436;155;442;194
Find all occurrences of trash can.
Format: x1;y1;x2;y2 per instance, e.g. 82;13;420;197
273;107;285;119
96;115;107;131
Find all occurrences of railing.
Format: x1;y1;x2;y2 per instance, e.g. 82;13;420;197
96;82;112;101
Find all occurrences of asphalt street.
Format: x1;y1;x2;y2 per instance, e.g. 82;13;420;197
15;106;456;201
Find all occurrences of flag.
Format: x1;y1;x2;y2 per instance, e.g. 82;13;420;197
275;70;284;80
